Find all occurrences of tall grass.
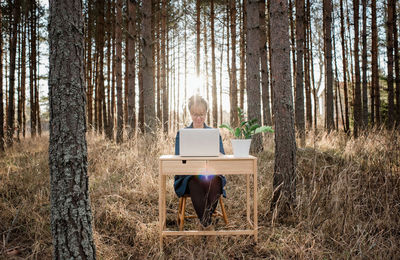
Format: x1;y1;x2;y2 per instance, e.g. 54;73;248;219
0;129;399;259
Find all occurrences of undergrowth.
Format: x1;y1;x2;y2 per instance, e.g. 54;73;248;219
0;129;399;259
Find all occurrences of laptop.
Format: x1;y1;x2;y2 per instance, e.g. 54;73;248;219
179;128;220;157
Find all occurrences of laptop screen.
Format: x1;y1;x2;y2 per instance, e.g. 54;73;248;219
179;128;220;157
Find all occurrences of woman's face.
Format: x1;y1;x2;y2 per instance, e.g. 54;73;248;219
190;104;207;128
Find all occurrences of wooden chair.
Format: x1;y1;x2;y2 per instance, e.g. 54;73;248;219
177;194;228;231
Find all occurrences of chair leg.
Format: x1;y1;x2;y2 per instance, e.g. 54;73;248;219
179;196;186;231
177;197;183;227
219;196;228;225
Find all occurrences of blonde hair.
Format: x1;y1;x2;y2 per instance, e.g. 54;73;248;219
188;94;208;112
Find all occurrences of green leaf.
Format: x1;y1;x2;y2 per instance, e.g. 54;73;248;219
249;118;258;126
250;124;260;132
254;126;274;134
234;127;242;138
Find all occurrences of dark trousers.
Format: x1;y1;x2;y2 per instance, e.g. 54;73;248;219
187;175;222;227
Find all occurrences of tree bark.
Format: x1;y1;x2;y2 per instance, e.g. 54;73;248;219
127;0;137;138
116;0;124;143
142;0;156;134
161;0;168;133
295;0;305;145
230;0;238;126
361;0;368;127
270;0;297;215
386;0;395;128
259;0;272;126
323;0;334;132
353;0;362;136
0;6;4;152
340;0;350;132
246;0;262;153
196;0;201;77
48;0;96;258
239;0;246;110
211;0;218;127
393;0;400;126
7;0;21;146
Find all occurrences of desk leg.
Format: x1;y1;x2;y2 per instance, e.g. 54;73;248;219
159;173;166;252
246;174;250;225
253;159;258;243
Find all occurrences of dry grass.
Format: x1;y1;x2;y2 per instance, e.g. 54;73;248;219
0;129;399;259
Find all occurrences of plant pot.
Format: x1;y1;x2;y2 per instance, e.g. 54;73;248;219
231;139;252;157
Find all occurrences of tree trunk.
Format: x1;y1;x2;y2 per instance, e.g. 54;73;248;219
340;0;350;132
393;0;400;126
230;0;238;126
21;16;26;138
239;0;246;110
270;0;297;215
295;0;305;145
305;0;312;129
142;0;156;134
203;11;210;124
0;6;4;152
387;0;395;128
362;0;368;127
260;0;272;126
116;0;124;143
127;0;137;138
161;0;168;133
211;0;218;127
246;0;262;153
370;1;376;125
86;0;93;129
96;0;105;134
7;0;21;147
49;0;96;258
29;1;35;138
105;0;113;139
323;0;334;132
289;0;296;91
353;0;362;136
196;0;201;77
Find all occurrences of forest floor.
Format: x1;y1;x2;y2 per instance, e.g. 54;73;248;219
0;128;399;259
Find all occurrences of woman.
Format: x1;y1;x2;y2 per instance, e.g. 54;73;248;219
174;94;226;228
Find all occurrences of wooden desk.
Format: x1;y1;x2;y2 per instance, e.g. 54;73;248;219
159;155;258;251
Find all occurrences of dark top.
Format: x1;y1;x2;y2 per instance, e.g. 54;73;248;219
174;123;227;198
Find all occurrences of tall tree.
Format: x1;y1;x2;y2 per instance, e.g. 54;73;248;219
393;0;400;125
270;0;297;214
142;0;156;134
116;0;123;143
86;0;94;129
371;0;378;125
7;0;21;146
48;0;96;258
161;0;168;133
295;0;305;144
127;0;136;138
211;0;218;127
340;0;350;132
386;0;395;128
96;0;105;134
259;0;272;126
230;0;238;126
361;0;368;127
196;0;201;77
0;6;4;152
239;0;246;109
323;0;334;131
353;0;362;136
30;0;37;137
246;0;262;152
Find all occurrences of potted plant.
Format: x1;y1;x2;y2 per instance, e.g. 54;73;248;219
219;107;274;157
